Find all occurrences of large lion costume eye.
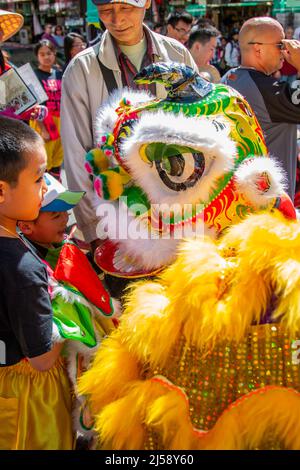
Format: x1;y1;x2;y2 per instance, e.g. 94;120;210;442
120;112;237;206
140;142;205;192
143;143;206;191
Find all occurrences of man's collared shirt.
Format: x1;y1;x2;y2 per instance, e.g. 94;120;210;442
114;27;156;95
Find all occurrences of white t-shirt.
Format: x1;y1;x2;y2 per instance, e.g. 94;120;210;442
119;36;147;72
294;26;300;41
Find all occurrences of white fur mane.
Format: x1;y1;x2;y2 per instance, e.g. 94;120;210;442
121;111;236;205
92;90;287;272
93;88;154;147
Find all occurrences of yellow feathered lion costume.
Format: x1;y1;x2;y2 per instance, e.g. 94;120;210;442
79;210;300;450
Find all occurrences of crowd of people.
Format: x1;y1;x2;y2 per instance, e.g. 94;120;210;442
0;0;300;451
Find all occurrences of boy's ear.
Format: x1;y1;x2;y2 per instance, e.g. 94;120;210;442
18;221;34;235
0;180;9;203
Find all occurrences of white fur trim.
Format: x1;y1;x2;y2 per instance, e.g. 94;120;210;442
51;322;65;343
94;87;154;149
112;298;122;318
121;111;236;205
235;157;287;207
96;199;208;270
65;340;98;390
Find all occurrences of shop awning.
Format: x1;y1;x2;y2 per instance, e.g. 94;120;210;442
0;0;31;3
86;0;99;25
208;2;272;6
186;5;207;15
273;0;300;12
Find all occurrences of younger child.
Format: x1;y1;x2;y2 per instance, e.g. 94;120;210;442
19;172;85;262
0;117;74;450
30;39;63;180
18;173;115;340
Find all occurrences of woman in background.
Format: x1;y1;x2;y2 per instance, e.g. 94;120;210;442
53;25;64;48
63;32;86;72
30;39;63;180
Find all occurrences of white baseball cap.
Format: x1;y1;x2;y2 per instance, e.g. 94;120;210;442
41;173;85;212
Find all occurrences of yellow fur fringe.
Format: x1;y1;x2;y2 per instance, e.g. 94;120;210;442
95;380;164;449
78;210;300;449
115;210;300;363
92;376;300;449
78;332;140;414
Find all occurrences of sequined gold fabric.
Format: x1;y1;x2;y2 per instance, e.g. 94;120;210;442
144;323;300;448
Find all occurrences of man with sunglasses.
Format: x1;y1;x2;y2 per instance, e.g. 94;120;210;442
222;17;300;201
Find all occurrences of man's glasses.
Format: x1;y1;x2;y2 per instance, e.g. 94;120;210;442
174;27;191;37
248;42;285;50
72;42;86;49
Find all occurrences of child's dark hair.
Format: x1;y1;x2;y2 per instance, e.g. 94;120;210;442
166;11;193;28
34;39;56;56
0;117;43;187
188;26;220;49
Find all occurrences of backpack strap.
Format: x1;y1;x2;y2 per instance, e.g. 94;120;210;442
93;43;118;94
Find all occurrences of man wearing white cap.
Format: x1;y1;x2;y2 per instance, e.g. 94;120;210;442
61;0;197;253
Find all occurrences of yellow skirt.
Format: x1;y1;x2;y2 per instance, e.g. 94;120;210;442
0;358;74;450
30;116;63;170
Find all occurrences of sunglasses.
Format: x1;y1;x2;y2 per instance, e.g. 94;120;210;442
248;42;285;50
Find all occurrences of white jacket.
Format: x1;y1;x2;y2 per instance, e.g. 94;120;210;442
60;25;198;243
224;41;240;68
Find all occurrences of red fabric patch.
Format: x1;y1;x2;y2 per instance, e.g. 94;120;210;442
228;73;237;81
277;194;297;220
54;243;112;315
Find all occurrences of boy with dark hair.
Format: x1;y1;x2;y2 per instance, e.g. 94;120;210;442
0;117;73;450
18;172;117;449
166;11;193;45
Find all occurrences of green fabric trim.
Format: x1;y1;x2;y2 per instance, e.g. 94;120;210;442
145;143;194;162
79;407;94;431
57;191;85;204
122;186;150;214
52;294;97;347
45;243;64;270
100;173;110;200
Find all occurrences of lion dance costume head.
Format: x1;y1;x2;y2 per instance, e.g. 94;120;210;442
79;64;300;450
85;62;295;278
